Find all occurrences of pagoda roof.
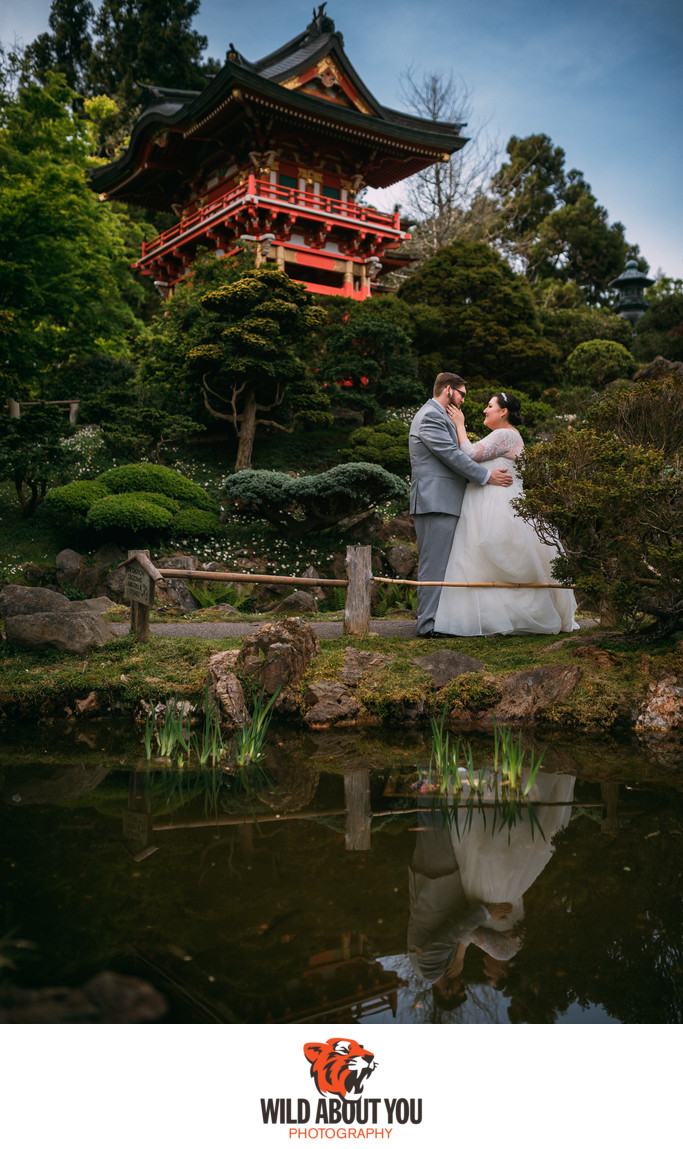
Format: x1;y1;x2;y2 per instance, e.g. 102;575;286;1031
90;6;467;208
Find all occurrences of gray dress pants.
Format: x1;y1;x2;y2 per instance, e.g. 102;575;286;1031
413;512;459;636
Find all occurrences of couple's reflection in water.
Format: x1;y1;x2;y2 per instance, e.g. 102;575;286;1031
407;770;576;1013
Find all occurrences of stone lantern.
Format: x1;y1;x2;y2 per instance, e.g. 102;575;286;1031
609;259;654;325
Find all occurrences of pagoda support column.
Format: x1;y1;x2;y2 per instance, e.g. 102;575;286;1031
359;263;369;299
274;244;285;271
343;260;354;297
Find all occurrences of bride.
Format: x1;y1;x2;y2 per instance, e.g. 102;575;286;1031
433;392;578;636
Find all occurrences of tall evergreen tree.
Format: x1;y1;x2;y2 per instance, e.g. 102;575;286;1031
21;0;94;92
488;133;642;304
89;0;214;113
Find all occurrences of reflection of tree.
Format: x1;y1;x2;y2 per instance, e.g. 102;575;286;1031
506;796;683;1023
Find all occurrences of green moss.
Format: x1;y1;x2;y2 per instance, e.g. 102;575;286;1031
436;672;503;717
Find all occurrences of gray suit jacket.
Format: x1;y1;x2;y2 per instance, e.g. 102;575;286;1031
409;399;489;516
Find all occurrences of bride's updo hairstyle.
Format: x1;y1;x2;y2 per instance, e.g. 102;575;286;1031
494;392;522;426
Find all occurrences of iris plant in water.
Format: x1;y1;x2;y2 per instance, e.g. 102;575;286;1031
418;714;547;840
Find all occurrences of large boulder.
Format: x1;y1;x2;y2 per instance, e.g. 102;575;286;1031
154;554;200;612
635;677;682;735
412;650;485;689
5;610;115;655
271;590;318;615
55;548;85;587
301;566;326;601
634;355;683;380
0;585;75;618
237;617;320;709
207;650;248;730
378;511;416;543
494;665;584;723
385;544;416;580
304;681;360;727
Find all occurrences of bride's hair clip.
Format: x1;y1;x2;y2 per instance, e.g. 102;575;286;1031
499;392;508;403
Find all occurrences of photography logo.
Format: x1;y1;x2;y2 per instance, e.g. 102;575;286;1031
260;1036;422;1138
304;1038;378;1098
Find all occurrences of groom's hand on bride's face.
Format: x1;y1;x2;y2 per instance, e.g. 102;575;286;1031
489;469;514;487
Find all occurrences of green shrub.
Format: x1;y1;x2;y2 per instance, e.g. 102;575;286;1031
565;340;636;389
99;463;214;509
517;426;682;635
224;462;408;537
463;388;555;440
45;479;110;515
86;493;175;532
172;506;223;537
347;420;410;475
583;374;682;458
142;491;181;515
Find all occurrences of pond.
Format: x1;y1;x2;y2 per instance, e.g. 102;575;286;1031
0;721;681;1024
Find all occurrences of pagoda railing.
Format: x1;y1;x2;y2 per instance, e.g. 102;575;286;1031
138;174;402;262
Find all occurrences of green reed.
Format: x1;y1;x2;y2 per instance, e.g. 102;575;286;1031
192;686;225;766
424;716;547;828
233;689;279;769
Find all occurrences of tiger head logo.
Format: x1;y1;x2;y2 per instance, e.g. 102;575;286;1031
303;1038;378;1099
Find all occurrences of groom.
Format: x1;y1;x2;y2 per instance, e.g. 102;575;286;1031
409;372;513;637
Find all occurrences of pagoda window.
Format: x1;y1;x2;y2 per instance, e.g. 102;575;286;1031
322;184;340;200
278;174;297;189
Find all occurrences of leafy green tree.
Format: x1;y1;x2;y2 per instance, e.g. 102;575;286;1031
319;313;422;420
184;266;329;471
223;463;408;538
565;340;636;389
0;404;72;516
99;409;204;462
0;73;145;397
632;279;683;363
398;240;558;392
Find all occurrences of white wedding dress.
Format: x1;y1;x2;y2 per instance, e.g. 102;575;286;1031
434;428;578;636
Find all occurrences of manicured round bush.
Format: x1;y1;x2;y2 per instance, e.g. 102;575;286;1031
172;506;223;537
98;462;214;509
140;491;181;515
86;493;174;532
45;480;110;515
565;340;636;389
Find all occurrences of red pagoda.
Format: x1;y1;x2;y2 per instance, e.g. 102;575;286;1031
90;5;467;299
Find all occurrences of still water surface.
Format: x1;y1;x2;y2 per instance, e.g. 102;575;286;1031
1;722;681;1024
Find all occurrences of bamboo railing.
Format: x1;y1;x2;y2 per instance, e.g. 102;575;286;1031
121;545;576;640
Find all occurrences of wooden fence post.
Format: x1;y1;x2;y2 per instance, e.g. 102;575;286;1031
344;768;372;851
123;550;163;642
343;544;372;635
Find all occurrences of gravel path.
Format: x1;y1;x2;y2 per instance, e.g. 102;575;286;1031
111;618;419;640
111;618;598;641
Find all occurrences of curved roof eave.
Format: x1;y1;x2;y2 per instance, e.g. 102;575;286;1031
89;59;466;194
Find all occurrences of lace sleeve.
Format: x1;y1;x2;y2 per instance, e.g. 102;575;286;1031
459;428;523;461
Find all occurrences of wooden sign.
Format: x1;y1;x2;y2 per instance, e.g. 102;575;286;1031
125;561;153;606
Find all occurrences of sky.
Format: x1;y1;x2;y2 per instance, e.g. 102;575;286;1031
2;0;682;278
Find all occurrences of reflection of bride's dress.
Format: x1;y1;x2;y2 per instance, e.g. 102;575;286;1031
450;770;576;948
434;428;578;636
